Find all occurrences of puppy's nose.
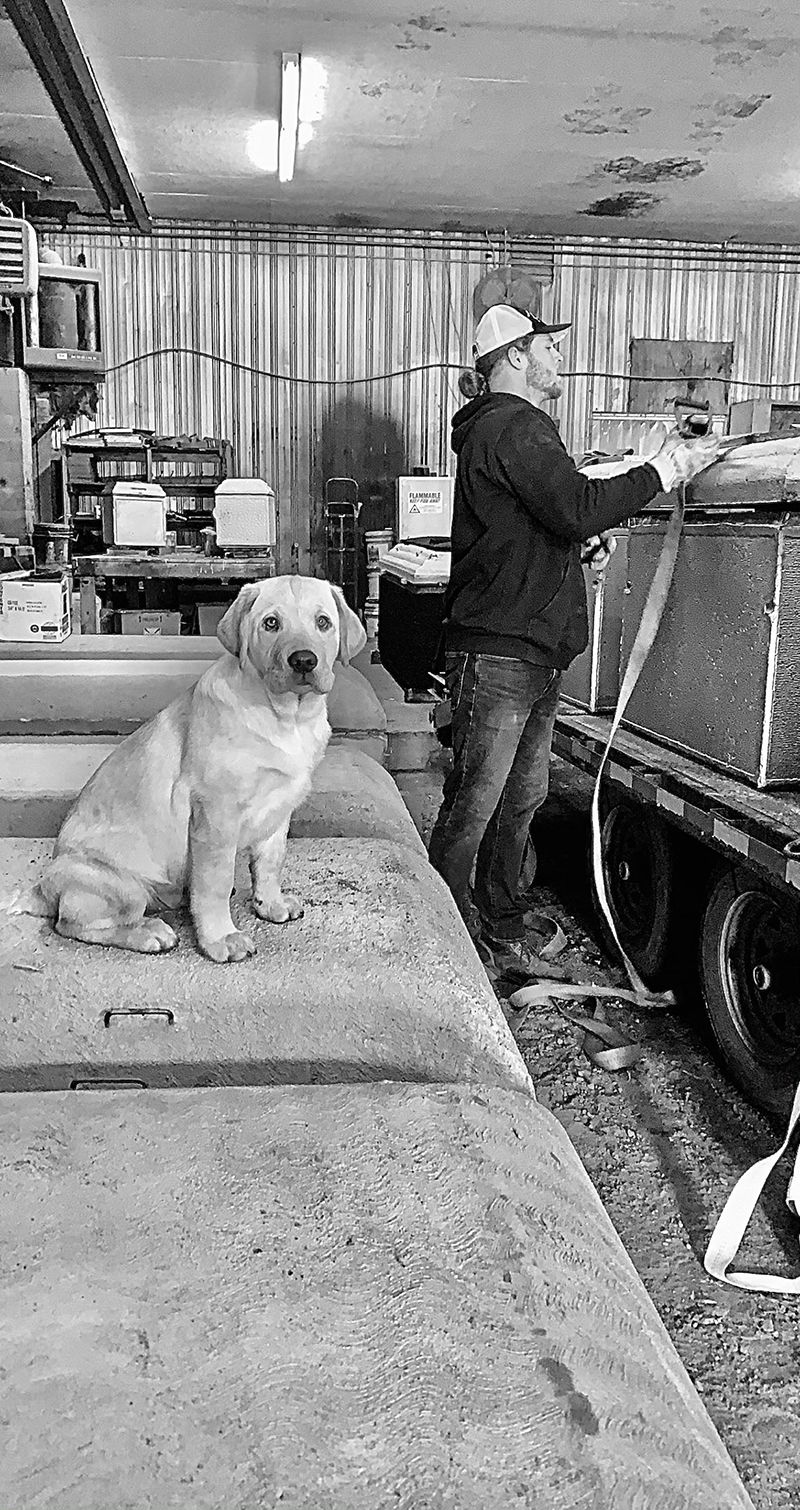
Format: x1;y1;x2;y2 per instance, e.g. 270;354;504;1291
288;649;318;675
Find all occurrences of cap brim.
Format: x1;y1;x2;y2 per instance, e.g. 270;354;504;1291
542;321;571;343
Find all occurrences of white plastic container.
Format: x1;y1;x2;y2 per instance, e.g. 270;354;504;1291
396;476;453;541
101;481;167;548
363;600;380;640
364;528;394;606
214;478;276;548
364;527;394;566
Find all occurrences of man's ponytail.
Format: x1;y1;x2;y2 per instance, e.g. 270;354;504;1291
458;344;506;400
458;368;488;399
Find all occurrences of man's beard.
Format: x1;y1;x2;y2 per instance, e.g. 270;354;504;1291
525;355;562;399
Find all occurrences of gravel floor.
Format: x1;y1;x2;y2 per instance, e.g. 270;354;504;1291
396;755;800;1510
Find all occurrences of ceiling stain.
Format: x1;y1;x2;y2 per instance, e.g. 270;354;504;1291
407;14;449;32
602;156;706;183
564;86;652;136
360;77;428;100
581;190;661;218
564;104;652;135
706;24;787;71
724;93;772;117
690;93;771;144
395;12;452;49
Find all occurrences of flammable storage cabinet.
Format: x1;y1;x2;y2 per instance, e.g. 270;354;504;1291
550;438;800;1120
396;474;454;541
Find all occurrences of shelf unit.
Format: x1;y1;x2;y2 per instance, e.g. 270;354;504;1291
65;430;233;545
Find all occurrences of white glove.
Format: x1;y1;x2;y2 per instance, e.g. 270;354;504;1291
581;533;617;573
648;431;723;494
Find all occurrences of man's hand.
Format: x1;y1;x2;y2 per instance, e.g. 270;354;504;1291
649;431;723;493
581;533;617;572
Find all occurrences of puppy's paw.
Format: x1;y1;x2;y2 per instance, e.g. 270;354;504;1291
137;919;178;953
200;929;257;963
253;892;305;924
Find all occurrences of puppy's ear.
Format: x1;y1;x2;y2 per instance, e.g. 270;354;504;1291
330;584;367;665
217;584;261;664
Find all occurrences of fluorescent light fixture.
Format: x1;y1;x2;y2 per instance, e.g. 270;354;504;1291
297;57;327;151
246;119;279;172
279;51;301;183
299;57;327;124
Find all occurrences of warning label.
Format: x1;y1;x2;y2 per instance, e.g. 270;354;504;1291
407;491;442;515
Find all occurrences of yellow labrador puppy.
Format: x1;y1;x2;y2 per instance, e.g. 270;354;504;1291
31;576;366;963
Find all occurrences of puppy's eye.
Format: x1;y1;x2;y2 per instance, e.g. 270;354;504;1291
316;614;333;631
262;615;280;632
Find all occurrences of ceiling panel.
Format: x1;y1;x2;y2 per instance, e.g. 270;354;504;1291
3;0;800;237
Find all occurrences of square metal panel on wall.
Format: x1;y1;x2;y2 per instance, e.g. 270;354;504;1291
628;338;734;414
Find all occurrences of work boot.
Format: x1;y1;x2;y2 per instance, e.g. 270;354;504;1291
477;915;567;977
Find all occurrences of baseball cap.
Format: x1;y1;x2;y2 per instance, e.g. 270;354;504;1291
473;304;571;361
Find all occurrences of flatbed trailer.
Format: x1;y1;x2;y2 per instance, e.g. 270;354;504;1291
552;703;800;1119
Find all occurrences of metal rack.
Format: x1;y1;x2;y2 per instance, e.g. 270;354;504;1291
73;550;275;634
323;476;359;609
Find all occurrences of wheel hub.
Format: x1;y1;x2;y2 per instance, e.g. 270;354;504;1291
719;891;800;1064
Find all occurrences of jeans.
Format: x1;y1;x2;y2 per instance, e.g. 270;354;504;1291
428;651;561;942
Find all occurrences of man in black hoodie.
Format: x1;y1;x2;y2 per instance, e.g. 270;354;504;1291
427;303;720;970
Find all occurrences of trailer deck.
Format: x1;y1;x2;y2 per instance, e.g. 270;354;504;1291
554;704;800;896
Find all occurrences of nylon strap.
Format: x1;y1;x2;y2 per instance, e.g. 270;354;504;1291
704;1081;800;1294
589;483;686;1005
510;485;689;1071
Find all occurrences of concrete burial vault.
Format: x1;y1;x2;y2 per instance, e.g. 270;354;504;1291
0;741;755;1508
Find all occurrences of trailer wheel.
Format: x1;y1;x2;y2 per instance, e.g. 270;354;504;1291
592;799;674;985
699;868;800;1118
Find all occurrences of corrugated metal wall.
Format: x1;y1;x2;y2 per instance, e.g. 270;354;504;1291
47;224;496;569
47;223;800;571
551;239;800;462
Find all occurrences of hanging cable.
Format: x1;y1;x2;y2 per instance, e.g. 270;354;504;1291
104;344;800;394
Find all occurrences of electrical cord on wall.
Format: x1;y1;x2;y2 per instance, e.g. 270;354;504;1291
105;345;800;393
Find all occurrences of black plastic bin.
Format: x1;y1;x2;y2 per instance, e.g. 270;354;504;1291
378;573;447;695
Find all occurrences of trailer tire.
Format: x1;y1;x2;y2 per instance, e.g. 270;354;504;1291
591;799;674;986
699;868;800;1118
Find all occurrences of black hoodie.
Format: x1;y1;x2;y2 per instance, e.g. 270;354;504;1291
445;392;664;669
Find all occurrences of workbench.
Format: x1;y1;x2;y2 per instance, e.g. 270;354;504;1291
73;552;276;634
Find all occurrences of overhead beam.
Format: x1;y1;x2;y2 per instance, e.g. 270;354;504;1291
3;0;151;232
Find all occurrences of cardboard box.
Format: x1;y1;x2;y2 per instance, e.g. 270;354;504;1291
0;571;71;642
118;609;182;637
196;602;229;637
